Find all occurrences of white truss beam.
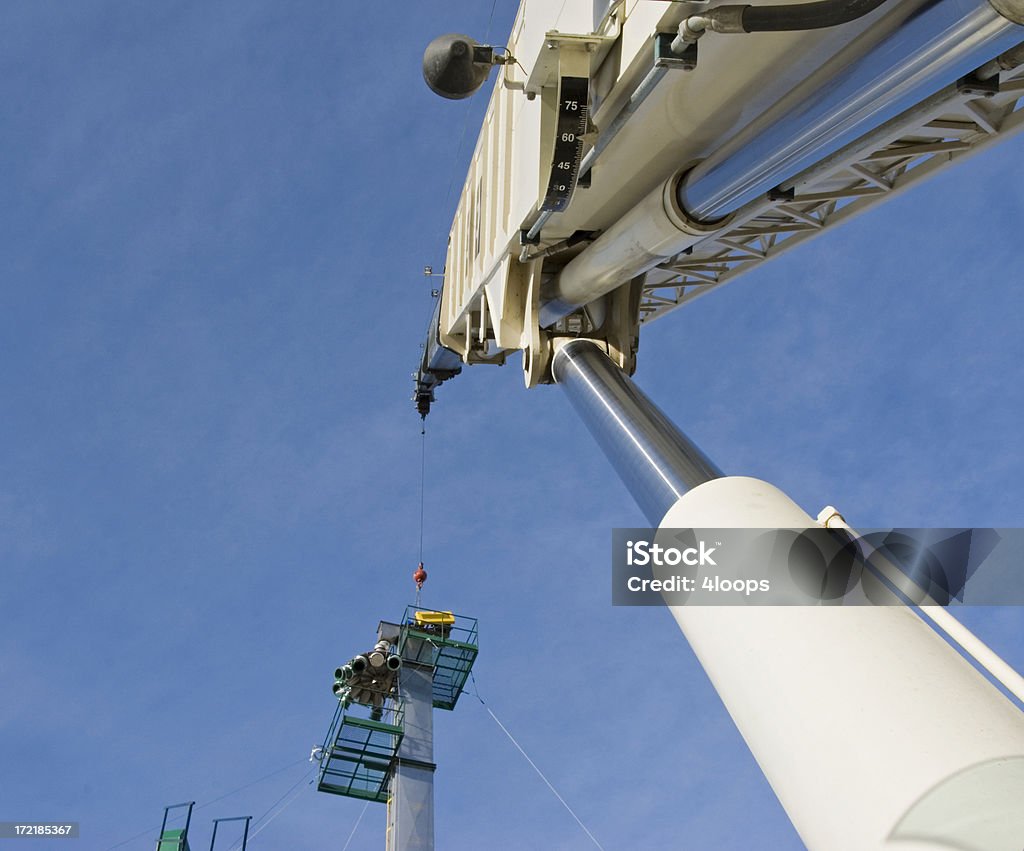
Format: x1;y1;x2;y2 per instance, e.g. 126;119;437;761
639;65;1024;325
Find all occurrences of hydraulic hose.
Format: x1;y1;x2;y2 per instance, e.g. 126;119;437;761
674;0;890;49
743;0;890;32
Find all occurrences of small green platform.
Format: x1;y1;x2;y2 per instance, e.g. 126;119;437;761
316;701;405;802
399;606;479;710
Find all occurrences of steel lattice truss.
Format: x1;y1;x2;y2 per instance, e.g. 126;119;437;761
639;68;1024;325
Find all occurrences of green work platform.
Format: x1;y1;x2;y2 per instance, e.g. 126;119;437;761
317;701;405;803
156;828;191;851
399;607;479;710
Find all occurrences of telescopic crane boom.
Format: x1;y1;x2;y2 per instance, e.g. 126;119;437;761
410;2;1024;849
413;0;1024;412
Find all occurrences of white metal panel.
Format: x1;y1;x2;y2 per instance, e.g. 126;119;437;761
435;0;962;357
658;477;1024;851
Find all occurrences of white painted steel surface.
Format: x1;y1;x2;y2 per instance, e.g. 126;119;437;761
434;0;934;356
553;341;1024;849
659;477;1024;851
638;69;1024;324
547;0;1024;323
386;665;435;851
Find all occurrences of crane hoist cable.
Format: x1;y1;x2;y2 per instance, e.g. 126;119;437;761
418;421;426;560
414;422;428;605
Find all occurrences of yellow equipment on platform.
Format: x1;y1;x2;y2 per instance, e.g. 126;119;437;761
414;610;455;626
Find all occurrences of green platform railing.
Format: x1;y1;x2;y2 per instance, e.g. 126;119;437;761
316;700;405;803
399;607;479;710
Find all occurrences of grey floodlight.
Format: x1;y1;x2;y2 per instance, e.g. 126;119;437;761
423;33;503;100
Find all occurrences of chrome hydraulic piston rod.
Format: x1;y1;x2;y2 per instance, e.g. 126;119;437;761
678;0;1024;220
553;340;1024;850
551;339;721;524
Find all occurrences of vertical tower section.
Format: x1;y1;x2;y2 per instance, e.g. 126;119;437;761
386;609;478;851
385;656;435;851
316;609;478;851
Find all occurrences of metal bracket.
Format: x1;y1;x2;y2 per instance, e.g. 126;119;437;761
654;32;698;71
957;72;1000;98
395;756;438;772
522;261;551;389
767;186;796;202
520;228;541;246
524;31;614;97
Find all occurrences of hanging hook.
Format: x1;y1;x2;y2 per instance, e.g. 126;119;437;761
413;562;427;606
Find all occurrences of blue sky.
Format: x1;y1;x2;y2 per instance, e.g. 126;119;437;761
1;2;1022;849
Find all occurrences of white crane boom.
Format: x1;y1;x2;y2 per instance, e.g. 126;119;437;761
414;0;1024;411
410;2;1024;849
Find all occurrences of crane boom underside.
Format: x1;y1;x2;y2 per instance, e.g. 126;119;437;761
413;0;1024;413
640;72;1024;324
